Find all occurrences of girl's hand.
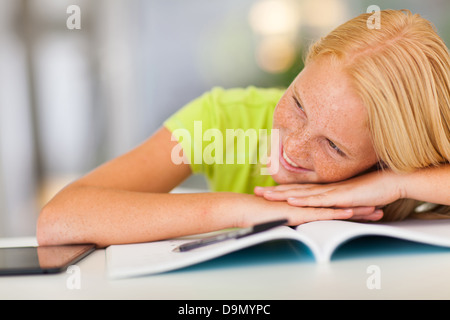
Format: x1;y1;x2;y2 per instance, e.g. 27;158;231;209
236;194;378;227
254;170;405;222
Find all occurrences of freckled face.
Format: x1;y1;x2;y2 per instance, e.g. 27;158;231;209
270;56;379;184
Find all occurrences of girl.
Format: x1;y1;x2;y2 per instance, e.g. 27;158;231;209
37;9;450;248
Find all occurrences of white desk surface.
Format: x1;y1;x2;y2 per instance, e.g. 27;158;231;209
1;236;450;300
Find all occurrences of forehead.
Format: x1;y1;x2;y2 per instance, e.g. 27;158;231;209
293;57;372;156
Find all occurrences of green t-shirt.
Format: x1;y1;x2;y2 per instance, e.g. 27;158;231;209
163;86;285;194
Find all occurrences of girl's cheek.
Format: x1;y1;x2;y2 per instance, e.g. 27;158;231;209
313;153;348;182
274;104;302;132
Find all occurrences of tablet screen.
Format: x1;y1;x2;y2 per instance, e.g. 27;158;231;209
0;244;95;275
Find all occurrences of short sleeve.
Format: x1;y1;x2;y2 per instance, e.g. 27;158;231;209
163;90;218;176
163;86;284;193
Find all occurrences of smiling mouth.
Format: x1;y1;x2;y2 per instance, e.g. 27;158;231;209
279;145;312;173
282;149;300;168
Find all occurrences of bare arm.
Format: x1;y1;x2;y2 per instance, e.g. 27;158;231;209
37;127;356;248
255;165;450;211
37;127;222;247
400;165;450;205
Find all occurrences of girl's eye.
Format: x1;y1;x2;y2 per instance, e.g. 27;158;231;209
328;139;345;156
293;96;304;112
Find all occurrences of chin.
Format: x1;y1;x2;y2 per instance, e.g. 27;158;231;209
270;171;316;185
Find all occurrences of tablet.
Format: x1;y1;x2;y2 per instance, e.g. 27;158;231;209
0;244;95;275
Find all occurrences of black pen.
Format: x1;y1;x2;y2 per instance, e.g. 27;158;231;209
174;219;288;252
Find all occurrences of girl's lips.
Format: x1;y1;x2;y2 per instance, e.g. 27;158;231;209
279;144;312;173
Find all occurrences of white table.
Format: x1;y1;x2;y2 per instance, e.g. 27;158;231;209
1;235;450;300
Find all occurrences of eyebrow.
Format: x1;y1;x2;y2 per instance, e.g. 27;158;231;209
292;86;352;158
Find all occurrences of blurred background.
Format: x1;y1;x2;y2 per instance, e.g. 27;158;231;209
0;0;449;237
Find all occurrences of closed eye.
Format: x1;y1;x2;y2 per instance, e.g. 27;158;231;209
328;139;345;156
292;90;347;158
292;96;304;112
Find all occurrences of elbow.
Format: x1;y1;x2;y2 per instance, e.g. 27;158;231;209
37;201;80;247
36;203;59;246
37;184;87;246
37;198;104;248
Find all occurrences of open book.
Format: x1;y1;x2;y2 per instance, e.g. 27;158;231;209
106;219;450;279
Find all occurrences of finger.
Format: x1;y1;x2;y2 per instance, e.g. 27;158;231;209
286;195;376;218
262;187;335;201
288;207;354;225
254;187;264;196
347;206;376;216
350;209;384;222
287;193;343;207
257;183;327;192
254;184;305;196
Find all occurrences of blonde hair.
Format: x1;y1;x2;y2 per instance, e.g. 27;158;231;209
306;9;450;221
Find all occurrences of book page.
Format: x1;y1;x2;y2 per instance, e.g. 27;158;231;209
106;226;301;279
295;219;450;263
106;219;450;278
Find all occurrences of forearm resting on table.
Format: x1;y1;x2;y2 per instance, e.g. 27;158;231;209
400;164;450;205
37;185;249;248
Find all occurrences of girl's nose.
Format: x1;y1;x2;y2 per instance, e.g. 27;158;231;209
284;129;312;165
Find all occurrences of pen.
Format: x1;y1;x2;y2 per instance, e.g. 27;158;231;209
174;218;288;252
